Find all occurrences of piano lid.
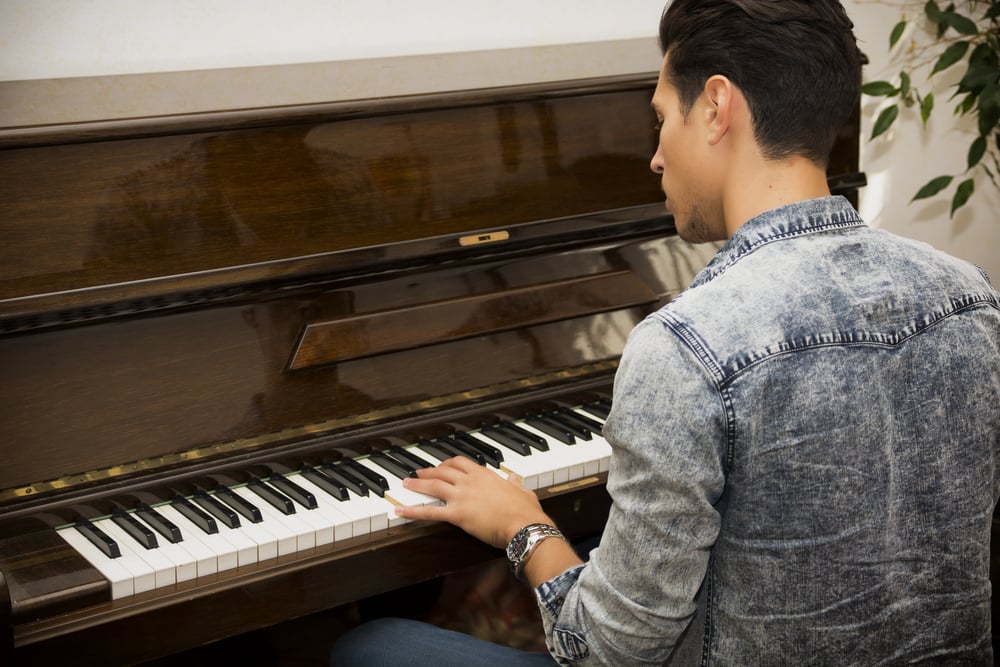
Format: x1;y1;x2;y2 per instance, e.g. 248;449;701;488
0;75;668;324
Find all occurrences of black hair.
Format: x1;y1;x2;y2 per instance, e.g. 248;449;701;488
659;0;863;165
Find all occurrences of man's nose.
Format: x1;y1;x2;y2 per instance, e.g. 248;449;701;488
650;148;664;174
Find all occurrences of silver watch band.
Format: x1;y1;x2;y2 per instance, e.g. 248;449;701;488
507;523;565;581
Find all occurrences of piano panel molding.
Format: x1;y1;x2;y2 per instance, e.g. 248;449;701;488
289;271;658;370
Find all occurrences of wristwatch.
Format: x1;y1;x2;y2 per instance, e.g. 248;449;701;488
506;522;565;581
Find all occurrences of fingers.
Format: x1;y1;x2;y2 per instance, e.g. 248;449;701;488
394;501;448;522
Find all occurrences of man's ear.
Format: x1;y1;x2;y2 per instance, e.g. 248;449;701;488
702;75;738;146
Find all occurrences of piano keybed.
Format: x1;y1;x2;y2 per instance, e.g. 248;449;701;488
51;401;612;602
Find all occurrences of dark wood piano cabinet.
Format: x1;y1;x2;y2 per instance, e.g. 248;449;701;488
0;73;863;665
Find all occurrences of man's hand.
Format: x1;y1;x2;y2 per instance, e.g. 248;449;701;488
395;456;551;549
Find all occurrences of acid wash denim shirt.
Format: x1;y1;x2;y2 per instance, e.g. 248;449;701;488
535;196;1000;666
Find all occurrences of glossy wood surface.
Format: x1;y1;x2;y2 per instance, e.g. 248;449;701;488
0;76;662;310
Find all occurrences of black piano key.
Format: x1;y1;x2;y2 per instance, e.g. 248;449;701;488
321;462;370;497
389;445;435;470
480;425;533;456
111;508;159;549
450;432;504;468
525;416;576;445
301;465;350;501
171;495;218;534
369;449;417;480
498;420;549;451
214;487;263;523
581;399;611;421
541;412;592;441
435;435;487;465
558;407;604;434
247;477;296;515
74;518;121;558
192;491;241;528
136;503;183;544
267;474;318;509
340;459;389;496
418;438;472;464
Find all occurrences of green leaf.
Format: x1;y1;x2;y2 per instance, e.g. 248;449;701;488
900;71;911;98
955;93;977;115
889;21;907;48
924;0;943;23
871;104;899;139
913;174;953;201
931;41;970;75
976;80;1000;135
920;92;935;124
968;135;987;168
943;10;979;36
951;178;975;216
958;46;999;94
862;81;899;96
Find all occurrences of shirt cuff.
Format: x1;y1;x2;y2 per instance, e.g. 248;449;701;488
535;563;586;619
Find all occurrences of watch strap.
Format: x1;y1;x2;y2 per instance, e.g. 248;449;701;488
506;522;565;582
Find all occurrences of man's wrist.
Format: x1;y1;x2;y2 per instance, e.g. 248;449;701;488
506;522;566;581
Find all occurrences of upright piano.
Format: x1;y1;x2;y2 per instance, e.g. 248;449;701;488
0;72;863;665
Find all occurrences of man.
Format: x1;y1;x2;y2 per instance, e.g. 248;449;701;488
331;1;1000;664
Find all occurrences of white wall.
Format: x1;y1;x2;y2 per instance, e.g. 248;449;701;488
1;0;996;279
0;0;665;79
847;0;999;282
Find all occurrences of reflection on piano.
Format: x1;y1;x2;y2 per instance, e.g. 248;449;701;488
0;73;863;665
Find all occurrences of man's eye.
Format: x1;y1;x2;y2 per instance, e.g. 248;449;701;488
654;121;663;131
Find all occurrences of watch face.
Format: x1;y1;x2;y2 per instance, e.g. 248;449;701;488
507;528;528;561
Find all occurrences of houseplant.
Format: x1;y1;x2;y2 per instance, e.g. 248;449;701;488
862;0;999;216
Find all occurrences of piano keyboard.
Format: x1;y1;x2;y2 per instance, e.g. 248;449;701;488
56;401;612;600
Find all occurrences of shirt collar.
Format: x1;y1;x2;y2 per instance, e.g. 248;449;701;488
689;195;866;289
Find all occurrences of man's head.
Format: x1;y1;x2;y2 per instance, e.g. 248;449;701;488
659;0;862;165
649;0;862;243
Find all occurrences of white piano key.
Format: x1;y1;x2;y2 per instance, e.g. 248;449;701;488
518;423;596;483
171;498;259;571
156;504;238;573
209;520;260;567
94;517;177;589
208;490;282;562
474;432;552;490
136;505;218;578
230;486;312;555
57;525;135;599
568;408;613;474
286;474;365;541
357;489;397;530
79;519;157;595
268;481;337;548
356;458;443;514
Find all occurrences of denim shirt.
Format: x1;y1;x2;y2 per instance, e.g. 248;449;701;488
535;196;1000;666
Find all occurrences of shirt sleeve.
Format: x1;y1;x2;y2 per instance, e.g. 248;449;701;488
534;312;728;665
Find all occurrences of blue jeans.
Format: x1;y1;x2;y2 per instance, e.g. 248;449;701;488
329;617;558;667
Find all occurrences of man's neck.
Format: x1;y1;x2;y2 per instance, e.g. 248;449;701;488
722;156;831;237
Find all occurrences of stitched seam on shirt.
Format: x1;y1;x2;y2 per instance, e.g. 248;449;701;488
701;218;863;284
724;297;1000;383
655;309;726;385
655;309;739;477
